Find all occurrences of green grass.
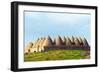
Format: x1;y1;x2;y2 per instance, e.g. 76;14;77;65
24;49;90;62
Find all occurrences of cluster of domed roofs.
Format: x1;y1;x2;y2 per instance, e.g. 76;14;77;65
25;36;90;53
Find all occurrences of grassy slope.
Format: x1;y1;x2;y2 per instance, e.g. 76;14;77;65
24;50;90;62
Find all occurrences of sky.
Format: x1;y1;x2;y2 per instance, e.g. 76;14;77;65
24;11;91;46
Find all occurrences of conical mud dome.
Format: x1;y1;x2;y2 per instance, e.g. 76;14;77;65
30;38;46;52
42;36;53;47
27;42;33;48
83;38;89;47
53;38;56;45
24;42;33;53
79;37;83;45
35;38;41;48
63;36;66;45
75;37;80;46
55;35;63;46
40;38;45;51
32;38;39;48
39;38;45;47
71;36;75;45
37;38;45;52
66;37;72;46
